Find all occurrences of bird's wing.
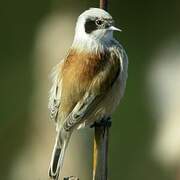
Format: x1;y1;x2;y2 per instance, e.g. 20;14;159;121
48;62;63;122
63;91;102;131
113;41;128;96
63;50;121;131
118;43;128;83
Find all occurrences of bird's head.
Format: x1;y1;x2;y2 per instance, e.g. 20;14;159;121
73;8;121;49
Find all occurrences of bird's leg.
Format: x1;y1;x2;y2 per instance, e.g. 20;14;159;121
90;117;112;128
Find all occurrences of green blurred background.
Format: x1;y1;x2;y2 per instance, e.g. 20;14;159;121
0;0;180;179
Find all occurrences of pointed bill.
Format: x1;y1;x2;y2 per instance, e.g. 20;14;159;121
108;26;122;32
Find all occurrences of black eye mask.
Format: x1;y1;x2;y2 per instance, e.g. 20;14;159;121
84;18;113;34
84;18;98;34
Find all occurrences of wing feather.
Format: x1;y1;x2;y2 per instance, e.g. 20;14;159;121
112;41;128;96
48;62;63;122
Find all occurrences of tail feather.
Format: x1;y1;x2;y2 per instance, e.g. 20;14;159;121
49;129;70;180
51;148;61;176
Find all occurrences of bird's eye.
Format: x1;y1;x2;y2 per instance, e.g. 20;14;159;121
95;19;103;26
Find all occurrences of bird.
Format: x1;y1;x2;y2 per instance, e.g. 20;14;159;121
48;8;128;180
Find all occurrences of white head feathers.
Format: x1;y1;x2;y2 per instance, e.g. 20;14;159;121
72;8;121;52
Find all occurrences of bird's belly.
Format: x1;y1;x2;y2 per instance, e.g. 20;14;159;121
78;77;123;129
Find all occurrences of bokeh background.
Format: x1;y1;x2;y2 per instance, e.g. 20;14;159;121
0;0;180;179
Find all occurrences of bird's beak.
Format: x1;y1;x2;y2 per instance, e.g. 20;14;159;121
108;26;122;32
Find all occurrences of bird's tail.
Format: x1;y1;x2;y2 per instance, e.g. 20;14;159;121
49;128;71;180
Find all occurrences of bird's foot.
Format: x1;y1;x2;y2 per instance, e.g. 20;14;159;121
90;117;112;128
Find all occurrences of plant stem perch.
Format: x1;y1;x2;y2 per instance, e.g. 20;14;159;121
93;118;111;180
100;0;108;10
